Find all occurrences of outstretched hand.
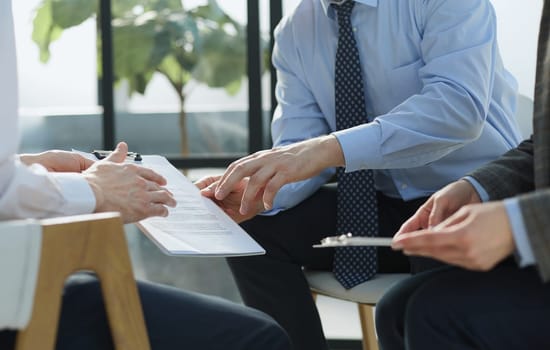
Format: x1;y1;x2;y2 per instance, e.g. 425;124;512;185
83;142;176;223
214;135;344;216
196;175;264;223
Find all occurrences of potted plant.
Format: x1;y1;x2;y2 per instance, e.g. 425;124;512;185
32;0;248;155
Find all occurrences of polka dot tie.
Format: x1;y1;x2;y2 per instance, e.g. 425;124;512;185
332;0;379;290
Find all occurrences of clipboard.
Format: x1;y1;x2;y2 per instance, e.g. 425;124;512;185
72;150;265;257
313;233;393;248
135;155;265;257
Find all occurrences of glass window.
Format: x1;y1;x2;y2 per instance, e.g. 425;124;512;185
14;0;101;153
112;1;251;158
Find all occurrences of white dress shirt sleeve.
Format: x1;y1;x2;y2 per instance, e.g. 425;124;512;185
0;0;95;220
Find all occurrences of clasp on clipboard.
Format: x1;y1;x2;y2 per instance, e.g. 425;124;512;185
321;233;353;245
313;233;393;248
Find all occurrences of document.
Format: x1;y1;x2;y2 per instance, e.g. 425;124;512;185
136;156;265;257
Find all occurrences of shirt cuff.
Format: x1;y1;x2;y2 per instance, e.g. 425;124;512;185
504;198;536;267
462;176;490;202
53;173;96;215
331;123;382;172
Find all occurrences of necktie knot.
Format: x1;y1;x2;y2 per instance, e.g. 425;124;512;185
333;1;355;20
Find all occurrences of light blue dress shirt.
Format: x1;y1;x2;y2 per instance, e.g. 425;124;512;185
267;0;521;213
464;176;536;267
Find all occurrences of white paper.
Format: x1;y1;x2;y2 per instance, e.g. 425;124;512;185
134;156;265;256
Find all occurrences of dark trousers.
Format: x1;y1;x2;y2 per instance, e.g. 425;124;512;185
227;185;437;350
376;260;550;350
0;274;290;350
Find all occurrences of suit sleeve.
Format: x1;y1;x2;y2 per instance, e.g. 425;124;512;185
469;137;550;281
468;137;534;200
517;189;550;282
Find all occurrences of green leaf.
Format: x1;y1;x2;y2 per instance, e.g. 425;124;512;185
165;11;201;72
157;54;189;88
152;0;183;12
191;0;226;24
224;78;242;96
192;19;246;89
112;0;138;17
112;12;156;79
127;71;154;95
32;0;63;62
51;0;96;29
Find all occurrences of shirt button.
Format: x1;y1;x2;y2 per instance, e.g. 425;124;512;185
401;183;408;190
353;27;357;32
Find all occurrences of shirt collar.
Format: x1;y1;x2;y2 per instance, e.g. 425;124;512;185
320;0;378;17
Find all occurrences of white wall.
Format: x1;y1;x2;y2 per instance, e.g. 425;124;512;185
491;0;543;99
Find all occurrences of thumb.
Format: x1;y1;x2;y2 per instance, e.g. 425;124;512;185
104;142;128;163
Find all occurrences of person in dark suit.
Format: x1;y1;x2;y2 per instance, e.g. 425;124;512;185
375;1;550;349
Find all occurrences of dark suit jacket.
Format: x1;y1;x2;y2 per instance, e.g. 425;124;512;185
469;0;550;281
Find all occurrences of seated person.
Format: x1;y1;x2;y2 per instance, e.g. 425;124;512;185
0;1;290;349
375;2;550;348
199;0;522;348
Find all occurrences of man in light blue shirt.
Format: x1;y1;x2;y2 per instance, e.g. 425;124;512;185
201;0;522;348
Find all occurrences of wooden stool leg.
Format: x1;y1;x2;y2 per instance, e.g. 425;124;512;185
90;218;150;350
14;239;66;350
15;213;150;350
358;303;378;350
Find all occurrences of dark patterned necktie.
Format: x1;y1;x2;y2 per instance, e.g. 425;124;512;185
332;0;379;289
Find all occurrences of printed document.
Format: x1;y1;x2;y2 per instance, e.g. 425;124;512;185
72;151;264;256
137;155;264;256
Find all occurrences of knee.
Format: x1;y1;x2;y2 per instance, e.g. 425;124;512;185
232;308;292;350
254;318;291;350
403;285;453;347
375;288;406;348
62;274;104;307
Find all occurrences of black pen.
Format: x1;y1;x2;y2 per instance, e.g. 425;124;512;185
92;150;142;162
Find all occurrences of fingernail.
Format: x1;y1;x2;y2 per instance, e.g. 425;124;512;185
240;204;248;214
263;202;271;211
215;189;225;199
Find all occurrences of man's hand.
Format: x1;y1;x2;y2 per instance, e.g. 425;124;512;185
196;175;264;223
396;179;481;236
20;150;94;172
392;201;515;271
83;142;176;223
214;135;344;215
